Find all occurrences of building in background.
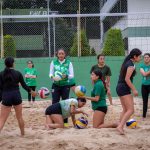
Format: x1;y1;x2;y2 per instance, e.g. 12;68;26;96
100;0;150;54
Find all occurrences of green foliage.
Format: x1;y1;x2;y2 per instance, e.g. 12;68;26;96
103;28;125;56
70;30;93;56
4;35;16;57
91;47;96;56
55;18;75;54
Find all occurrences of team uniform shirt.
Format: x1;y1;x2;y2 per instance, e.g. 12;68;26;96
91;79;107;110
24;68;37;86
59;98;78;119
140;63;150;85
90;64;111;80
118;60;136;84
49;58;74;86
68;78;76;86
0;69;31;92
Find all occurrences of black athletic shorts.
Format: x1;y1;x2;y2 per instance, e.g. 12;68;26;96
2;90;22;106
45;103;62;115
95;106;107;114
116;83;131;96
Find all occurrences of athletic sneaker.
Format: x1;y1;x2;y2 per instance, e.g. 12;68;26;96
64;123;69;128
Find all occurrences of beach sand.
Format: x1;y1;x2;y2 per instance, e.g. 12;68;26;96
0;97;150;150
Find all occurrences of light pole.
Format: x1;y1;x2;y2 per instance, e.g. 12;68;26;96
0;0;4;58
77;0;81;57
47;0;51;57
51;12;58;57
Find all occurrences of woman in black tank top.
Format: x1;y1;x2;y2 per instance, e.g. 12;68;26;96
116;48;142;135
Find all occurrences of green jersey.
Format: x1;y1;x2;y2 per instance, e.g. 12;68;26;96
53;58;70;86
59;98;78;119
140;63;150;85
24;68;37;86
91;79;107;110
90;64;111;80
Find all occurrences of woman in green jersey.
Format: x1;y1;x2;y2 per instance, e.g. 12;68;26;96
24;60;37;105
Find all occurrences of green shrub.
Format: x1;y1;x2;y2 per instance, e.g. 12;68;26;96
103;28;125;56
4;35;16;57
70;30;92;56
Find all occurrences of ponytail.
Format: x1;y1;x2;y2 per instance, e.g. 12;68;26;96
4;57;14;82
4;68;13;82
120;48;142;77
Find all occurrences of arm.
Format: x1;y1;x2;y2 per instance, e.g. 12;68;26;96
19;73;37;96
140;68;150;76
125;67;138;96
19;72;31;92
105;76;110;88
0;74;2;91
71;114;76;126
84;95;100;102
68;62;74;79
70;105;87;116
49;61;54;79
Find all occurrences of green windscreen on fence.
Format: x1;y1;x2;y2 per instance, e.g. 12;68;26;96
0;57;142;100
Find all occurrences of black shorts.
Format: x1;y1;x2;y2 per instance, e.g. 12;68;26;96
95;106;107;114
2;90;22;106
116;83;131;96
45;103;62;115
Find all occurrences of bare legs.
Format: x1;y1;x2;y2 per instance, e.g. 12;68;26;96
45;114;64;129
93;110;118;129
0;103;25;136
14;104;25;136
117;94;134;135
0;104;11;133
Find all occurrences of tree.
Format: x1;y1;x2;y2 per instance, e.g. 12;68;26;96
4;35;16;57
70;30;94;56
55;18;75;54
103;28;125;56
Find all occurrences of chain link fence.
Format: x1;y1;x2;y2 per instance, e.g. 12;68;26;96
0;0;150;58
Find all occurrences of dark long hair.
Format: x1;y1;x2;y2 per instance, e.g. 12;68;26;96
27;60;34;68
120;48;142;77
4;57;14;82
56;48;66;59
92;69;107;91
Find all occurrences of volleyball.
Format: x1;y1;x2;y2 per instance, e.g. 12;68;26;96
126;118;137;128
54;71;63;81
38;87;50;99
75;85;86;97
75;116;88;129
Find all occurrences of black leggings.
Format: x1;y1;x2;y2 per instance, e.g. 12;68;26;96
28;86;36;102
51;84;70;123
142;84;150;118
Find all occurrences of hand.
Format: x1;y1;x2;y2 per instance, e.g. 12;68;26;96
52;76;61;81
82;111;88;117
62;74;67;79
25;74;30;78
133;89;138;97
31;90;37;97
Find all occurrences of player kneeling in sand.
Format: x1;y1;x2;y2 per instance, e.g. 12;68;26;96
45;98;87;129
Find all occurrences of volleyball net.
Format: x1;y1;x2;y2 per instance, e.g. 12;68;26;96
1;12;150;58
